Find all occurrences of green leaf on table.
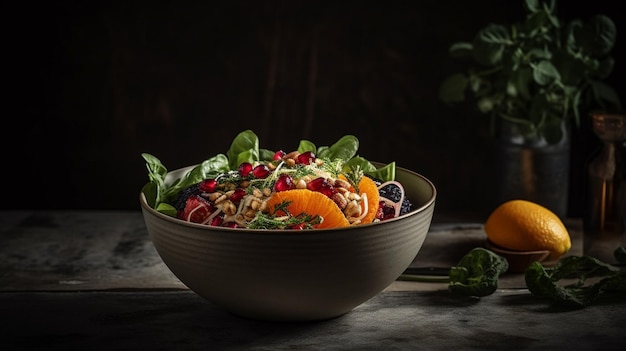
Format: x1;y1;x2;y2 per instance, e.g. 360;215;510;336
525;255;626;308
448;247;509;298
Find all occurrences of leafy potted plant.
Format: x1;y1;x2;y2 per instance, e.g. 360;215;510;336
438;0;622;217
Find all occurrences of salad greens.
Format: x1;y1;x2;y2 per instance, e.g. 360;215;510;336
448;247;509;298
525;250;626;308
141;129;396;215
398;247;509;298
399;245;626;307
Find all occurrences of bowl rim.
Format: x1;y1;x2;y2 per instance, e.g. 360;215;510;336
139;163;436;235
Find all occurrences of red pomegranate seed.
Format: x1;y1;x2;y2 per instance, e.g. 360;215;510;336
274;174;294;192
297;151;315;165
230;188;246;202
198;179;218;193
273;150;286;160
306;177;326;191
252;164;270;178
238;162;253;177
307;177;334;197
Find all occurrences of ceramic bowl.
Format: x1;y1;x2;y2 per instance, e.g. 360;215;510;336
140;164;436;321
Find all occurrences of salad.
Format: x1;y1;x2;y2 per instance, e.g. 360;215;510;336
141;130;414;230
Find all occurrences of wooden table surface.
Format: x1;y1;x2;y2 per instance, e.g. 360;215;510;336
1;210;624;350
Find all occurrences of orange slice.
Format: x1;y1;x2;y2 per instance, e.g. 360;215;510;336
339;174;380;224
357;175;380;224
265;189;350;229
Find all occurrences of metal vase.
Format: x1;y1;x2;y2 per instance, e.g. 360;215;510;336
491;120;571;219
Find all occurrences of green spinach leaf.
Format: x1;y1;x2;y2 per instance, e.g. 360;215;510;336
161;154;230;205
448;247;509;297
525;255;626;308
141;153;168;208
226;129;260;169
259;148;276;161
317;135;359;161
297;140;317;153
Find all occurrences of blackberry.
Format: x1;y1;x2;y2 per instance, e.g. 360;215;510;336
172;184;201;211
399;198;414;215
376;179;414;216
378;183;403;203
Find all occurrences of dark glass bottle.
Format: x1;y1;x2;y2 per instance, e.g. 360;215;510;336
583;113;626;264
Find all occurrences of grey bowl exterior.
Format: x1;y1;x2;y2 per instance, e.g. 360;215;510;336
140;164;436;321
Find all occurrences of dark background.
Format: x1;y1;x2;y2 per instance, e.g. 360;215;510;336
3;0;625;219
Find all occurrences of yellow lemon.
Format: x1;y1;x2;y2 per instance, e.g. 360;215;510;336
484;200;571;261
